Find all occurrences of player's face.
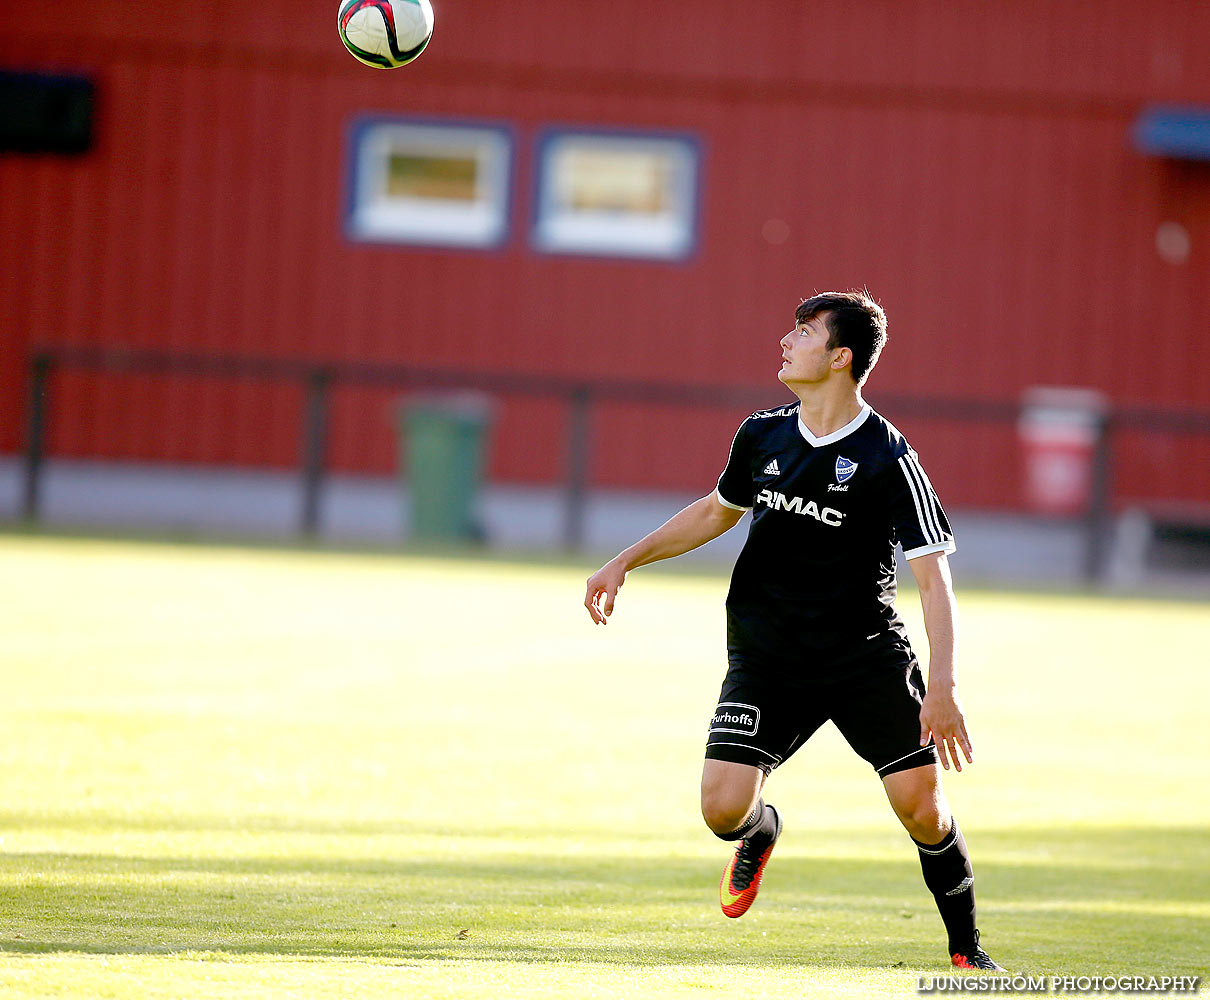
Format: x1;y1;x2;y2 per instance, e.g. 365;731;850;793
778;315;836;386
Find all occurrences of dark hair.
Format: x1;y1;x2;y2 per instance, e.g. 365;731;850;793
794;290;888;386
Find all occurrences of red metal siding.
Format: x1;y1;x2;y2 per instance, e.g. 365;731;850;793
3;0;1210;511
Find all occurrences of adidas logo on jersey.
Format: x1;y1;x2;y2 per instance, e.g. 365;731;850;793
755;489;845;526
762;459;780;476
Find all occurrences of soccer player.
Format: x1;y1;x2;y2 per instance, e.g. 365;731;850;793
583;291;1003;971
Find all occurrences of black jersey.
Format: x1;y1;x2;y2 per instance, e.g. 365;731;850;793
715;401;955;660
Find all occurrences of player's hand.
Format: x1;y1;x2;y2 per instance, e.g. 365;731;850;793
919;691;973;772
584;559;628;625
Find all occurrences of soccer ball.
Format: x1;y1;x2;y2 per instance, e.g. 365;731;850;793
338;0;434;69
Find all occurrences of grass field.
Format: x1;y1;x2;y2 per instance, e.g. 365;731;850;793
0;534;1207;999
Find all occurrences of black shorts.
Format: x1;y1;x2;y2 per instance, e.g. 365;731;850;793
704;636;939;777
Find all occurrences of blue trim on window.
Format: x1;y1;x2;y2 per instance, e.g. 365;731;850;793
1133;106;1210;162
343;114;516;251
529;124;704;263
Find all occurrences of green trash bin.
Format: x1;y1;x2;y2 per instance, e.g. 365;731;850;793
400;393;493;542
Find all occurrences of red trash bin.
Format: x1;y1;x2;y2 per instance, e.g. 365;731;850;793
1018;387;1108;516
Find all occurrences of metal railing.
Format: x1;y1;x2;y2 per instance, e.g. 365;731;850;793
19;346;1210;577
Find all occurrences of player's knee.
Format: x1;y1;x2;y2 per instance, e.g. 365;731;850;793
896;799;947;840
700;794;754;836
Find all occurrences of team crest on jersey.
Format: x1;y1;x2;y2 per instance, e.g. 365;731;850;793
835;455;858;483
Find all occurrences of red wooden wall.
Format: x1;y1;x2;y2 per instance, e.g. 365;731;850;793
3;0;1210;510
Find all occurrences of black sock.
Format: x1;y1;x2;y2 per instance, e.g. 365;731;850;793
912;819;977;955
715;800;778;844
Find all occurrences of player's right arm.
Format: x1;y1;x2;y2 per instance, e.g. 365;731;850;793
583;492;745;625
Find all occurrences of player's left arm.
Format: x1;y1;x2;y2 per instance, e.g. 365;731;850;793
909;551;974;772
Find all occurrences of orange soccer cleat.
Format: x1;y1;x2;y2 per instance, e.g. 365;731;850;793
951;931;1006;972
719;805;782;918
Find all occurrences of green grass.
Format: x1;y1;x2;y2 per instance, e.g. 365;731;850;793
0;535;1207;998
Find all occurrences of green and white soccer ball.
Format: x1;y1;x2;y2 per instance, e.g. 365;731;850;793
338;0;434;69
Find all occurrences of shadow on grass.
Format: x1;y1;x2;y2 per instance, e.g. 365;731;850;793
0;826;1207;973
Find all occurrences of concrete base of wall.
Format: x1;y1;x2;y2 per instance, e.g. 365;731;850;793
1;457;1206;592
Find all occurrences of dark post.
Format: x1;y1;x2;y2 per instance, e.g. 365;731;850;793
300;367;332;537
1083;412;1114;583
564;386;592;551
22;352;53;523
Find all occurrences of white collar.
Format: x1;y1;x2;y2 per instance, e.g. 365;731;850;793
797;403;871;447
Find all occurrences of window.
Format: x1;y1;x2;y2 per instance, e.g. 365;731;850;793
532;130;701;260
347;118;512;248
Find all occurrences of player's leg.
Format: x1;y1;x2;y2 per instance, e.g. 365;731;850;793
882;764;974;952
829;640;1004;970
700;758;783;918
700;757;766;836
881;758;950;843
881;764;1002;970
702;665;815;918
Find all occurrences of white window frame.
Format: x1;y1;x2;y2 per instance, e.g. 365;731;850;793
532;129;701;260
346;118;512;248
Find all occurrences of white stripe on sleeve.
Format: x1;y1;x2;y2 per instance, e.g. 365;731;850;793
898;454;939;546
907;453;948;542
902;453;946;543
